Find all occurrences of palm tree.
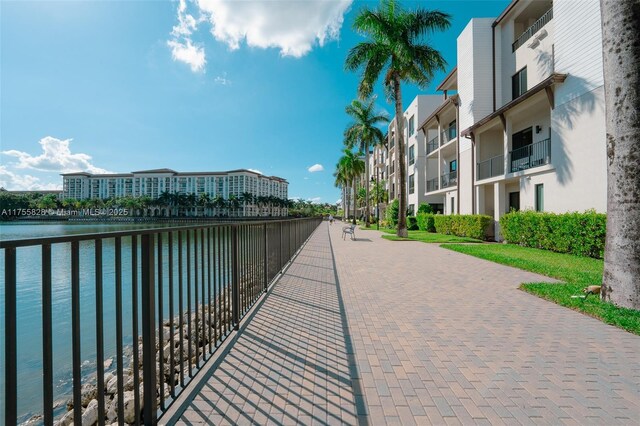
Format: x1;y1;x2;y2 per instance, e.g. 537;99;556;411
334;162;350;218
240;192;254;216
600;0;640;309
338;148;366;224
344;97;390;227
345;0;450;237
213;195;226;217
198;193;211;217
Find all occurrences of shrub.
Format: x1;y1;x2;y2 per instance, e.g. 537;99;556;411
386;199;399;227
407;216;419;230
434;214;493;240
500;210;606;258
417;203;433;214
416;213;435;232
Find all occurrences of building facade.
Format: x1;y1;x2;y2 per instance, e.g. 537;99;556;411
371;0;606;239
61;168;289;217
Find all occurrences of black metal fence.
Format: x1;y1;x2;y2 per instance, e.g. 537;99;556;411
2;217;321;425
512;7;553;52
477;154;505;180
441;171;458;189
509;138;551;173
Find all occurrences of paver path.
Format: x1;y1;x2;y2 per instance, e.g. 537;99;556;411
177;222;640;425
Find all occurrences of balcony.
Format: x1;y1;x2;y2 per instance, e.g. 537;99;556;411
427;136;439;155
427;177;439;193
441;170;458;189
440;124;457;146
512;7;553;52
509;138;551;173
477;154;505;180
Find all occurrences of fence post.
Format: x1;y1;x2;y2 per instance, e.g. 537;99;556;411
232;225;240;330
5;247;17;426
141;234;157;425
263;223;268;292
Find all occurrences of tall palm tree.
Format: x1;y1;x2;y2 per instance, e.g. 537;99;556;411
600;0;640;309
240;192;254;216
344;97;389;227
338;148;366;224
334;162;350;218
345;0;450;237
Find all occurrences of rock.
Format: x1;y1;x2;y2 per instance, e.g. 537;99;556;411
106;375;119;395
103;372;115;389
22;414;43;426
81;383;98;407
82;399;99;426
54;409;74;426
122;391;140;424
104;357;113;370
106;398;118;423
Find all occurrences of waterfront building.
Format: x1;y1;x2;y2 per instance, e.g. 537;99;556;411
61;168;289;217
372;0;606;239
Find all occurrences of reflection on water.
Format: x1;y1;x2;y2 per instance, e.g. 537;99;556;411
0;222;231;422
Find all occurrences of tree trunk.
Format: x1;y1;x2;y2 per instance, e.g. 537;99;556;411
393;77;408;237
600;0;640;309
352;179;357;225
365;150;371;227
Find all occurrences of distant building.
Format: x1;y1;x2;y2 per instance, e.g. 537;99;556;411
61;168;289;217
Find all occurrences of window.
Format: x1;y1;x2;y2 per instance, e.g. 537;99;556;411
450;160;457;172
535;184;544;212
408;204;415;216
408;145;415;166
448;120;457;141
409;174;415;194
409;115;415;136
512;67;527;99
508;191;520;212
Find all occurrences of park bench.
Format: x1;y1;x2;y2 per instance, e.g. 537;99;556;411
342;224;356;240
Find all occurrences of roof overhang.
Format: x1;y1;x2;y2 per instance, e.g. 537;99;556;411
493;0;520;27
418;94;459;131
461;73;567;137
436;67;458;92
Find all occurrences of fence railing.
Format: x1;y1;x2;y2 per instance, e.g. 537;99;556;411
477;154;505;180
509;138;551;173
427;136;439;155
426;177;439;193
512;7;553;52
1;217;321;426
441;170;458;189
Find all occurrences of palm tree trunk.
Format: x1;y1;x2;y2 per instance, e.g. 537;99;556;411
600;0;640;309
365;150;371;227
352;179;357;225
393;77;408;237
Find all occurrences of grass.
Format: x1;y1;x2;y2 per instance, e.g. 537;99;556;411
358;226;482;243
441;244;640;335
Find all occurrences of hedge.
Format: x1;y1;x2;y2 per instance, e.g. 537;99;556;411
433;214;493;240
416;213;435;232
407;216;419;230
500;210;606;258
386;199;399;227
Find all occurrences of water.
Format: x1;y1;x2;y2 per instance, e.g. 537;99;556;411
0;222;231;422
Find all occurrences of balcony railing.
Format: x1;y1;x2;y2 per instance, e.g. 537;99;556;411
441;170;458;189
427;136;439;155
426;177;439;193
477;154;505;180
440;125;457;146
509;138;551;173
512;7;553;52
1;218;321;425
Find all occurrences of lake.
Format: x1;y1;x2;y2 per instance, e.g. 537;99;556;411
0;221;232;422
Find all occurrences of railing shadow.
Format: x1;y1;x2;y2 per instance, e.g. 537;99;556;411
174;224;367;425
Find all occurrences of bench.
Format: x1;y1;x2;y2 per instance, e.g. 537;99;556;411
342;224;356;240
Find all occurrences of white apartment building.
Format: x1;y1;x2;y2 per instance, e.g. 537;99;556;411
414;0;606;239
61;168;289;217
376;95;444;216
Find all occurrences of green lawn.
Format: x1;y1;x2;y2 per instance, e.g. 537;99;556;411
441;244;640;335
358;227;482;243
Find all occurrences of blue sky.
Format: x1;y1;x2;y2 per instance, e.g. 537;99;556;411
1;0;510;204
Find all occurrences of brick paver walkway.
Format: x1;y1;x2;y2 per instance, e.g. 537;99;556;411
178;222;640;425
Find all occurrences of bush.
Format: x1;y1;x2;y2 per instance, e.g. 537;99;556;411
416;213;435;232
434;214;493;240
500;210;606;258
407;216;419;230
386;199;399;227
417;203;433;214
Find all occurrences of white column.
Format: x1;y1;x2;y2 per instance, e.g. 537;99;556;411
494;181;506;241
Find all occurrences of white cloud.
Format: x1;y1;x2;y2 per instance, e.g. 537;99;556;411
335;198;342;205
310;197;322;203
167;39;207;72
214;72;231;85
248;168;263;175
168;0;207;72
0;166;61;191
308;163;324;173
2;136;113;174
